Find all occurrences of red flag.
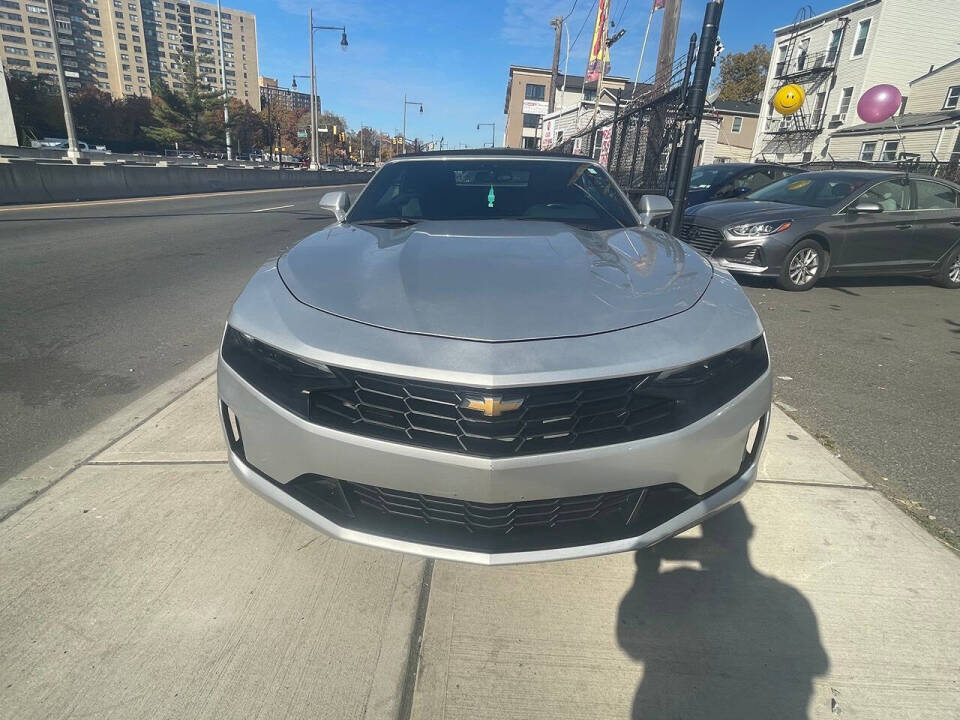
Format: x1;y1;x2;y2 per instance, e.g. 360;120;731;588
654;0;666;9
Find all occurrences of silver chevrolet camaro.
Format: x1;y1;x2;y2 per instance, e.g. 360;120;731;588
217;150;772;565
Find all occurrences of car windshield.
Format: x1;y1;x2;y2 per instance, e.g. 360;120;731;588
745;172;873;207
347;158;636;230
688;164;745;190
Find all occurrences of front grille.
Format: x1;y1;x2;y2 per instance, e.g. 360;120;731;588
680;223;725;256
309;370;673;458
272;473;706;553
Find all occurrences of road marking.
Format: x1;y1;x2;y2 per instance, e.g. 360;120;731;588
252;204;295;213
0;183;363;213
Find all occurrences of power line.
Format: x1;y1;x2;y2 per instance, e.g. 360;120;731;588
569;0;598;55
563;0;580;20
613;0;630;27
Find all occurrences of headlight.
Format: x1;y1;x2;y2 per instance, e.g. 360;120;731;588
221;326;345;418
727;220;792;237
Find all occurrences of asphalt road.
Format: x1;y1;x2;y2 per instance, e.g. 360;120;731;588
0;186;356;483
741;276;959;541
1;193;956;539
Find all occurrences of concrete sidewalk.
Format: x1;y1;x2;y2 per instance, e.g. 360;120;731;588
1;358;957;719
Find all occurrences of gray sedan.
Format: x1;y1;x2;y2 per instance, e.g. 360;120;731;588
217;151;771;565
681;170;960;290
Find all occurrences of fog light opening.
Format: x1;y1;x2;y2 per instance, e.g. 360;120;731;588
220;402;245;459
227;407;241;444
745;418;761;456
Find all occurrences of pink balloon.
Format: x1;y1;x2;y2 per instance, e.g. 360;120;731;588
856;84;902;124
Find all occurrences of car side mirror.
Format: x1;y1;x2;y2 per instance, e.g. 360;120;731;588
319;190;351;222
635;194;673;225
849;200;882;214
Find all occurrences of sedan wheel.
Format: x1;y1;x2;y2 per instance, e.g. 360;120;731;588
934;248;960;289
777;240;826;291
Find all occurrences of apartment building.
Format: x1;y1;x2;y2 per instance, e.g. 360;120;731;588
750;0;958;163
706;101;760;163
828;57;960;163
503;65;642;149
259;75;313;114
0;0;259;109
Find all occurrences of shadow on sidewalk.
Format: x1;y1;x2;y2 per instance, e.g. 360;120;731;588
616;504;829;719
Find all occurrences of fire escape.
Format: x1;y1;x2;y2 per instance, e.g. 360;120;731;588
758;7;847;158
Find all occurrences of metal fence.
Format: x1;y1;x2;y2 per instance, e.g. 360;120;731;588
793;158;960;184
548;54;693;200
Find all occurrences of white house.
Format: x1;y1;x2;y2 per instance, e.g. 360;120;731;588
827;57;960;163
750;0;959;163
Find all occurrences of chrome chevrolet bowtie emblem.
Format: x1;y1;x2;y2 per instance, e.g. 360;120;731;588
461;396;524;417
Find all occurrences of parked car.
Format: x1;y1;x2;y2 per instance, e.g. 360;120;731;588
681;170;960;291
218;150;772;565
684;162;800;208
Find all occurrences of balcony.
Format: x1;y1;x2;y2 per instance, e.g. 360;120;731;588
773;50;837;82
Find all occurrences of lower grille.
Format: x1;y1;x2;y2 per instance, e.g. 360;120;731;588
680;223;725;256
271;473;705;553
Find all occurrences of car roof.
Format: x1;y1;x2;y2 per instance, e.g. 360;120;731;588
389;148;588;161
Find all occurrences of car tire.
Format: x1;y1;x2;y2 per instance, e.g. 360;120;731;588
777;239;826;291
932;247;960;289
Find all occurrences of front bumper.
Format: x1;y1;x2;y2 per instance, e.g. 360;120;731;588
219;358;771;565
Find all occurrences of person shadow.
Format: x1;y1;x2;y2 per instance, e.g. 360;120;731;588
616;504;830;719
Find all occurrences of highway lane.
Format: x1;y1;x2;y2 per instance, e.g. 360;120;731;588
0;185;360;482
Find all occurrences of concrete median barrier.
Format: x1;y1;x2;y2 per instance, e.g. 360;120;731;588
0;160;369;205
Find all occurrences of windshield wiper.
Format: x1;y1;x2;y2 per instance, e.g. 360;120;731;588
353;217;421;227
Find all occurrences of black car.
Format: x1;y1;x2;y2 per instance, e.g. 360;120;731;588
681;170;960;290
684;163;801;208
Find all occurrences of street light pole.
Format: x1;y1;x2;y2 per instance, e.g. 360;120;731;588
308;8;317;170
477;122;495;148
401;94;423;155
44;0;79;161
216;0;231;160
307;15;348;170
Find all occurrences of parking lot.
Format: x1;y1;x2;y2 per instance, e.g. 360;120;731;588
741;276;960;542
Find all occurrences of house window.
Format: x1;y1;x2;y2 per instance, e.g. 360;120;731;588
827;28;842;63
859;141;877;161
524;83;545;101
851;18;870;58
812;91;826;126
944;86;960;110
731;116;743;133
837;87;853;118
880;140;899;161
583;88;596;101
522;137;538;149
522;113;540;129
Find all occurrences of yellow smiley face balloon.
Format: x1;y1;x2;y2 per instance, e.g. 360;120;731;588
773;84;806;115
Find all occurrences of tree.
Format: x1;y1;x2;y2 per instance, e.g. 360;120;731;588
6;76;63;143
144;53;225;150
714;44;771;103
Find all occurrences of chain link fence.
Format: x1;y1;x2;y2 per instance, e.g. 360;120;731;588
548;57;692;201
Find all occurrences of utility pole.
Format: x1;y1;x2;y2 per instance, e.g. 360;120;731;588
216;0;231;160
667;0;723;236
655;0;682;90
308;8;318;170
44;0;79;161
548;16;563;113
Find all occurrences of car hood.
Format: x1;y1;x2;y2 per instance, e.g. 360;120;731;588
277;219;713;342
684;199;826;226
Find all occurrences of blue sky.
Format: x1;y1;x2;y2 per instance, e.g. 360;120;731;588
241;0;844;148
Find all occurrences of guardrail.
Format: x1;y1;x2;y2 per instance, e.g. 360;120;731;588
0;159;370;205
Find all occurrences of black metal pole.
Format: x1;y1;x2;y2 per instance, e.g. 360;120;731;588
607;89;622;170
664;34;698;199
667;0;724;237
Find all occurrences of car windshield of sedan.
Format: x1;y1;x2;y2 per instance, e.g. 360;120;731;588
745;172;873;208
346;158;637;230
688;164;744;190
